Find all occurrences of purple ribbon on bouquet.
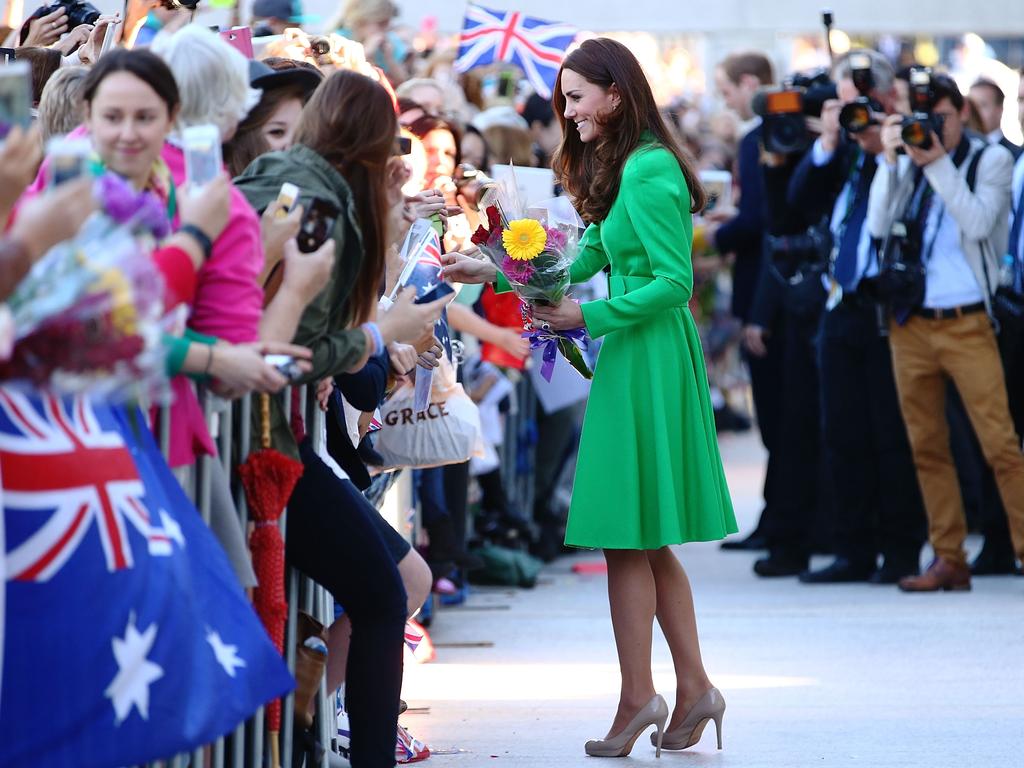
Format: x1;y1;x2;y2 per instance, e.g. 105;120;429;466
523;327;588;382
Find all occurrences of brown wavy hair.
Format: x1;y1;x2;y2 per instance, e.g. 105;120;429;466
293;70;396;325
551;38;705;223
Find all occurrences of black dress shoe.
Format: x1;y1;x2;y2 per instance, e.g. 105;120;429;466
970;549;1021;576
753;553;808;578
869;555;921;585
721;531;768;551
798;558;873;584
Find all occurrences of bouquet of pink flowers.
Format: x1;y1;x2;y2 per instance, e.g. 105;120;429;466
0;174;169;400
470;183;592;381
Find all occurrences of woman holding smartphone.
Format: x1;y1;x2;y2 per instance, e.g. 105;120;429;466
236;68;449;767
444;38;736;758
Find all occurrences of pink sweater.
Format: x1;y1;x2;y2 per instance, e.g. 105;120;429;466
161;143;264;344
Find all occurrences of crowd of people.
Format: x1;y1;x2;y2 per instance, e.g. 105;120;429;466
701;50;1024;594
2;0;1023;766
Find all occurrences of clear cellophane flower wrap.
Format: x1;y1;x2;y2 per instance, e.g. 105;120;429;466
0;173;169;401
470;178;593;381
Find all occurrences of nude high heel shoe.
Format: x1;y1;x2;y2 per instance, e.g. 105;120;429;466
652;687;726;751
585;694;669;758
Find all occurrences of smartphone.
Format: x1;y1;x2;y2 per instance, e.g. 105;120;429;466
220;26;254;59
275;182;300;218
47;136;93;188
182;124;222;189
99;20;121;59
0;62;32;143
0;48;16;64
297;197;340;253
263;353;303;381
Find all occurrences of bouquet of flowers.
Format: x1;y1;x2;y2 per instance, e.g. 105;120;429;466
0;173;170;400
470;182;593;382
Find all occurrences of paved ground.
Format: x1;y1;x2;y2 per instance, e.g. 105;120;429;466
401;431;1024;768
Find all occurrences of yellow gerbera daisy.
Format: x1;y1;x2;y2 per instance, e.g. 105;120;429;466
502;219;547;261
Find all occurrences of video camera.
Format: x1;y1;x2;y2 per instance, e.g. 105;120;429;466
752;69;837;154
901;68;944;150
838;52;885;134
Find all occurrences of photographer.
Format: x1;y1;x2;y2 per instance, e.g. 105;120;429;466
707;50;782;552
787;50;926;584
867;72;1024;592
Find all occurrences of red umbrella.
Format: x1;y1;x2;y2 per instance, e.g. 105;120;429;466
238;393;304;768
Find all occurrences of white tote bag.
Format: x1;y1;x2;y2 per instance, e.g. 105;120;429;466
373;356;483;471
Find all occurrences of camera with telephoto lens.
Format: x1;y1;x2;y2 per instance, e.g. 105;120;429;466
900;67;944;150
41;0;99;28
838;52;885;134
752;69;837;155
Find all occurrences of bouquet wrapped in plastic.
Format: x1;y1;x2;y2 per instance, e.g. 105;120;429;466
470;181;593;381
0;173;169;400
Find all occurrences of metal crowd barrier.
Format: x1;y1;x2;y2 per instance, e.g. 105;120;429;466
142;385;337;768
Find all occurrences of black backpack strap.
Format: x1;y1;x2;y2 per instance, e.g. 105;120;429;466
966;143;987;192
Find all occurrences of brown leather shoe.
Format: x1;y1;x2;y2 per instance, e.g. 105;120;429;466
898;557;971;592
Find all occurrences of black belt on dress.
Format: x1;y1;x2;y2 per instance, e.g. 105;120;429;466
912;301;986;320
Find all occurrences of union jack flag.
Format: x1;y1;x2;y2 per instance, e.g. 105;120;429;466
454;4;577;99
0;389;181;582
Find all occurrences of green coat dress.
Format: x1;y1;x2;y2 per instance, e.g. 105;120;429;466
564;136;737;549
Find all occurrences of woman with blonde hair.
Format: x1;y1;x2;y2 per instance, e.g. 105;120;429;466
329;0;409;83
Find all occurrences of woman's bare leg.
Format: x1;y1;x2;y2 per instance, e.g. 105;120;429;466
603;548;658;737
647;547;713;730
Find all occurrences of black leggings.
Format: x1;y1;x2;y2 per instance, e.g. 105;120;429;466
287;440;407;767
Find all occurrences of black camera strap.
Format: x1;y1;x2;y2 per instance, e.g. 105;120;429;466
916;137;973;264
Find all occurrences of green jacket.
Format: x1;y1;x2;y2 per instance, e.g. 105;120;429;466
234;143;369;458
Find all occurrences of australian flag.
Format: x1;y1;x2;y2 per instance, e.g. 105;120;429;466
454;3;577;99
0;388;294;768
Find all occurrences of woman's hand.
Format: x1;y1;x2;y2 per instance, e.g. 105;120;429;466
417;337;444;369
0;125;44;225
76;15;121;65
19;6;69;47
495;327;530;360
52;22;93;56
377;287;452;346
179;173;232;245
260;200;303;272
404;189;447;222
532;299;585;332
9;177;98;262
281;237;335;306
387;341;418;375
441;250;496;284
315;377;334;411
208;340;312;398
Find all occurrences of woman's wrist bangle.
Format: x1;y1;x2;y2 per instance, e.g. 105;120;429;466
362;322;384;356
203;343;215;376
179;223;213;261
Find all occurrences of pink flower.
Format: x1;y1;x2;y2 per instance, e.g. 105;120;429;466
502;255;535;283
545;227;568;252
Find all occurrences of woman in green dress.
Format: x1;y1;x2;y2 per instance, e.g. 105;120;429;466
443;38;736;758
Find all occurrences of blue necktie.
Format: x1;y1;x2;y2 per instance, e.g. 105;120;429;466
834;159;872;292
1010;175;1024;292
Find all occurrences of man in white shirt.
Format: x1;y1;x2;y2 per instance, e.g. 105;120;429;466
867;73;1024;592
